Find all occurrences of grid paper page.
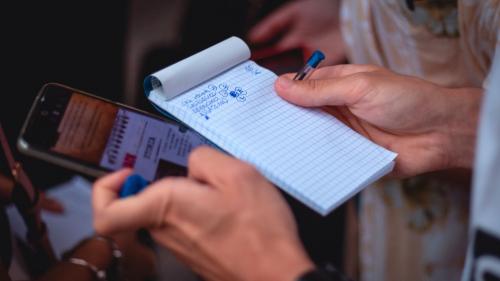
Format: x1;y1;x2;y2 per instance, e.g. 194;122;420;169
149;61;397;215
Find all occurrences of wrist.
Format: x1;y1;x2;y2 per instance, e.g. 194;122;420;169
254;239;315;281
70;238;114;270
440;87;482;169
281;252;315;281
296;263;351;281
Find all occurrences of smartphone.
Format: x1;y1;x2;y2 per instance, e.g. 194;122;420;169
18;83;211;181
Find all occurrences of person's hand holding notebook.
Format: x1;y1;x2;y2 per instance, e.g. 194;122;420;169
144;37;397;215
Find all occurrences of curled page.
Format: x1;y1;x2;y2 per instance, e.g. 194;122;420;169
147;61;397;215
144;36;251;100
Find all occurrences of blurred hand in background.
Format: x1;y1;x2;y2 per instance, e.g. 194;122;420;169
248;0;346;65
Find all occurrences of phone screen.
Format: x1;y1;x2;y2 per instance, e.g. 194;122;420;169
22;84;210;180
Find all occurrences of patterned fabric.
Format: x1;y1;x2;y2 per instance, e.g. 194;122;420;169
462;41;500;281
340;1;500;280
359;177;470;281
341;0;499;87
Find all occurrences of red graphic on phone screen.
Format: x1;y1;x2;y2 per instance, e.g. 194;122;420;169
123;153;137;168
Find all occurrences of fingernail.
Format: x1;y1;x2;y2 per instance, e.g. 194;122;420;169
277;76;293;89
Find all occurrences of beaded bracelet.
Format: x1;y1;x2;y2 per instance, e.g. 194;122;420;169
64;235;123;281
92;235;123;259
67;257;107;280
91;235;123;280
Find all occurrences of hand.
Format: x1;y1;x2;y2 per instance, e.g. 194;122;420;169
39;192;64;213
0;173;64;213
39;232;155;281
275;64;482;178
93;148;314;281
248;0;345;65
110;232;157;281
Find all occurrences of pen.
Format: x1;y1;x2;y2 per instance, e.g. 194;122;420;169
293;50;326;81
119;174;150;198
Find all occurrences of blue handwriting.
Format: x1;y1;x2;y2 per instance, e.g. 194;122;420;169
181;83;247;120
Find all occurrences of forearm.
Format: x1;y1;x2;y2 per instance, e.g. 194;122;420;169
36;263;97;281
36;238;113;281
440;87;482;169
0;261;11;281
253;240;315;281
0;173;14;204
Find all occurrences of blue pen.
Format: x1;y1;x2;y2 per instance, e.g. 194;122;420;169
293;50;325;81
119;174;150;198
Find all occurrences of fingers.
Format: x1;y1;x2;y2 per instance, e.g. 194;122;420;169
248;3;296;44
278;64;380;80
307;64;381;80
94;175;213;234
274;76;356;107
92;168;133;212
39;194;65;213
274;32;302;52
275;64;382;107
188;146;257;190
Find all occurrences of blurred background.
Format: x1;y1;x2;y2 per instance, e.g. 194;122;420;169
2;1;346;279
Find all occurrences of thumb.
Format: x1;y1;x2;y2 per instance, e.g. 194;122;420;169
275;76;362;107
93;176;214;235
275;64;381;107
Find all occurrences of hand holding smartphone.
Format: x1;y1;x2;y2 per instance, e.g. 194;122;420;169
18;83;210;181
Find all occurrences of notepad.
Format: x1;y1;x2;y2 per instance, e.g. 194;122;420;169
145;37;397;215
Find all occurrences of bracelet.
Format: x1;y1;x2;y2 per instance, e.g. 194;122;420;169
92;235;123;259
63;235;123;281
67;257;107;280
91;235;123;281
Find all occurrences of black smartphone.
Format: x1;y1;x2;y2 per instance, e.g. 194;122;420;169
17;83;210;180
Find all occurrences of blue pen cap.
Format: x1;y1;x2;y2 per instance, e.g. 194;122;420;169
119;174;150;198
306;50;325;68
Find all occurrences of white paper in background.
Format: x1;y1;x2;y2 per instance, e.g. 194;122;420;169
7;176;94;274
147;36;251;100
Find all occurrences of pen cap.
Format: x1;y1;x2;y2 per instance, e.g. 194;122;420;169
119;174;150;198
306;50;325;68
144;37;251;100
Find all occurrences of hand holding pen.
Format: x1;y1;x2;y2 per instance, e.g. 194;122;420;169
294;50;325;80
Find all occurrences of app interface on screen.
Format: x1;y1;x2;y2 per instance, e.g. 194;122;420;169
51;92;209;180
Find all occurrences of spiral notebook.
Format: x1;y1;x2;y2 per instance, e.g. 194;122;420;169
144;37;397;215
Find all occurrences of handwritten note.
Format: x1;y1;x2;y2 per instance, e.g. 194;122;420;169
149;61;396;215
180;83;249;120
